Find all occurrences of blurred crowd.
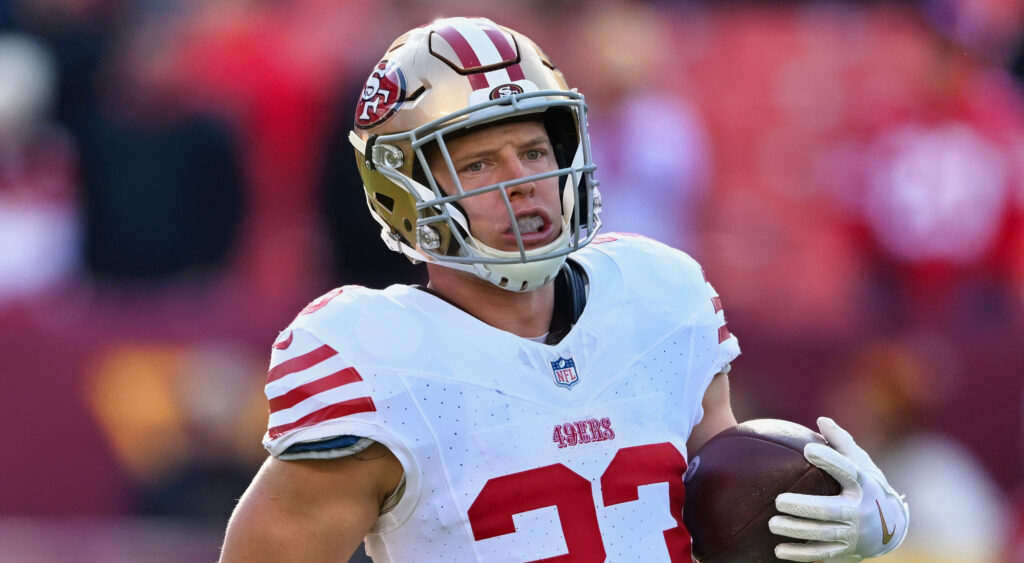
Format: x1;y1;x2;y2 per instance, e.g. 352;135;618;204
1;0;1023;561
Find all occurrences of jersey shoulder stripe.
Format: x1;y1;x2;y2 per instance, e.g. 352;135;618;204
264;326;377;442
267;344;336;384
268;397;376;440
268;366;363;413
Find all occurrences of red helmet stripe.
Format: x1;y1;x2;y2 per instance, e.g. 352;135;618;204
436;25;489;90
480;25;525;81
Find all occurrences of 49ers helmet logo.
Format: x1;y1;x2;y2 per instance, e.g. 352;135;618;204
355;60;406;129
489;83;524;100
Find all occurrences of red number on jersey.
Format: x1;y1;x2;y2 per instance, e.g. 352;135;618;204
602;443;690;562
467;443;689;562
469;464;606;562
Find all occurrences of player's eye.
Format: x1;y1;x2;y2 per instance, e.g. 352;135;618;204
463;161;485;173
524;149;543;160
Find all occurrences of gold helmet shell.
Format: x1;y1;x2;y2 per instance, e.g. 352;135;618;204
348;17;601;292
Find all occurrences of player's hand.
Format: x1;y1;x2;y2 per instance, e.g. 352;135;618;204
768;416;909;562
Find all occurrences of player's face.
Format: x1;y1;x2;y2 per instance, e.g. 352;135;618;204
427;120;563;252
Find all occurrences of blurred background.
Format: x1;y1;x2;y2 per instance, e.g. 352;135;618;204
0;0;1022;561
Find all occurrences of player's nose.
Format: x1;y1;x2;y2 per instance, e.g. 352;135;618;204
497;153;535;198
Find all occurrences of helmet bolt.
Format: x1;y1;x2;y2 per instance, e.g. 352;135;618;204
372;143;405;169
417;225;442;250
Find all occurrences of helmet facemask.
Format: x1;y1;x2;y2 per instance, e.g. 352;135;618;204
351;90;601;292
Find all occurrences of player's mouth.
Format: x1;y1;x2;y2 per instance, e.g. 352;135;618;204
517;214;545;235
504;210;556;248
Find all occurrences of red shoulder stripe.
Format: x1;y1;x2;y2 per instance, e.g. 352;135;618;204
268;367;364;414
718;325;732;344
711;295;730;343
267;344;337;384
267;397;377;439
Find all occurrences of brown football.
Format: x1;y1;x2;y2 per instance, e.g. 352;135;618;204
683;419;842;563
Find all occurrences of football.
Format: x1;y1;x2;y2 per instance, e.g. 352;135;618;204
683;419;842;562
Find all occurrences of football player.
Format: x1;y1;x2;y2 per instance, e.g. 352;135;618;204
221;17;909;563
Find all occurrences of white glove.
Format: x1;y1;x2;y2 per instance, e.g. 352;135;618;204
768;416;910;562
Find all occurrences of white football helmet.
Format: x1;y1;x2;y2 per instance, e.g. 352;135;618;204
349;17;601;292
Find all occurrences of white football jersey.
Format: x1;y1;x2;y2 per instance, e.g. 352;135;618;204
262;233;740;562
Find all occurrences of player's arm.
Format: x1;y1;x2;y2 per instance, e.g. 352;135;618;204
686;371;738;454
220;442;403;563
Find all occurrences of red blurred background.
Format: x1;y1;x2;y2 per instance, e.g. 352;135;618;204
1;0;1022;561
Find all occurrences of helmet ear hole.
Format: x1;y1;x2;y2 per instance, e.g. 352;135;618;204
375;192;396;213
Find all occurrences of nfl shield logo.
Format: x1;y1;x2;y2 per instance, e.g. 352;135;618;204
550;357;580;389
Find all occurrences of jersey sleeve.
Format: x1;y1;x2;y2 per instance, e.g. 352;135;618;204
676;256;742;436
701;268;741;376
261;326;378;460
